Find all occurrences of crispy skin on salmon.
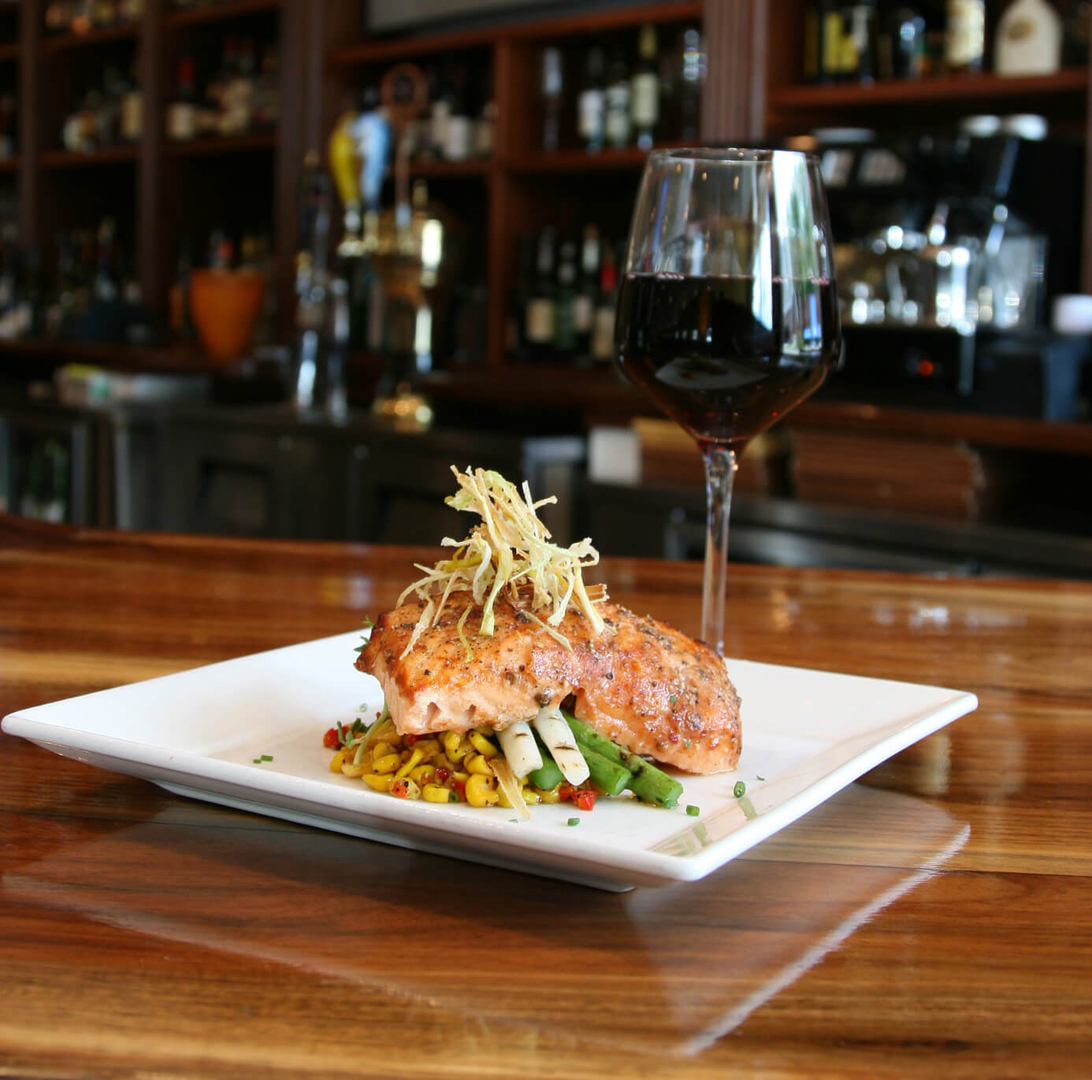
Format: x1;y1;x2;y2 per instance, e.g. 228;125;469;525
357;592;741;774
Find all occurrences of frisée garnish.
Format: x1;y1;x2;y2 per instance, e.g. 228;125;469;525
396;465;607;658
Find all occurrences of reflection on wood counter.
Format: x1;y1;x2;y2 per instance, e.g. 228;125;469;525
1;514;1090;1078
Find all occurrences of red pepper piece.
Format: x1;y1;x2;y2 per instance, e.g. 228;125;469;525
322;727;340;749
572;789;598;811
390;778;410;798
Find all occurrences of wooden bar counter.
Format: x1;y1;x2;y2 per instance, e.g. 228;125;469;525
1;513;1090;1079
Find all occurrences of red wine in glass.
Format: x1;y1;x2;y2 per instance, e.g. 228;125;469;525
615;149;842;656
616;273;840;451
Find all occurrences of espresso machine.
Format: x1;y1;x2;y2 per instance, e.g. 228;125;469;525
808;125;1088;418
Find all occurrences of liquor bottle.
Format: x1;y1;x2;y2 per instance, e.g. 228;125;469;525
474;67;495;157
880;6;927;78
679;28;706;139
553;238;578;359
255;43;279;127
445;64;473;161
590;243;618;364
995;0;1063;74
525;227;557;361
631;24;660;150
541;47;563;151
430;61;454;160
166;54;198;141
842;0;879;83
819;0;845;82
508;232;536;360
578;47;606;153
169;237;194;339
946;0;986;72
574;223;600;360
605;46;631;148
120;61;142;142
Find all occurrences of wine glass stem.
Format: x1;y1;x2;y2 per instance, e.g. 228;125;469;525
701;444;737;657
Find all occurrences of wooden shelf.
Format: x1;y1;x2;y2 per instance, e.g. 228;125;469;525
771;68;1089;110
503;144;692;174
165;131;276;156
0;41;19;62
0;337;224;375
418;365;1092;455
164;0;281;29
0;155;18;172
40;145;139;168
329;0;701;64
404;157;490;178
37;23;139;54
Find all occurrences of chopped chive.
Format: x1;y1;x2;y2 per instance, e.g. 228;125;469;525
260;754;273;762
684;739;692;749
448;792;459;803
509;818;519;824
756;775;766;782
567;817;580;827
252;758;261;764
686;805;700;817
670;695;677;705
733;780;747;798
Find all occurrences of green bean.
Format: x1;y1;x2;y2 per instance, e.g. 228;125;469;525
527;729;564;790
564;711;683;809
582;747;632;796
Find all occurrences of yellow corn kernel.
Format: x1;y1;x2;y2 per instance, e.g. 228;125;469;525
409;764;436;786
415;739;440;763
465;774;499;808
360;773;393;793
476;724;495;736
468;730;498;758
451;770;470;783
329;749;346;773
373;752;401;774
396;747;425;778
521;787;542;805
340;762;367;778
442;731;472;762
424;783;457;804
465;753;493;776
372;741;394;760
533;785;562;804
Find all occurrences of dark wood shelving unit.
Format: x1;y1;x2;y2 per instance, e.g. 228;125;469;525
39;145;139;167
37;22;139;53
163;0;281;29
406;157;490;178
770;68;1089;109
164;131;277;156
0;0;303;344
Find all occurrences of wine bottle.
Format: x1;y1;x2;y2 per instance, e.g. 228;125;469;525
946;0;986;72
605;45;631;149
631;24;660;150
578;47;606;153
525;227;557;362
590;243;619;364
553;239;578;360
574;223;600;361
166;55;198;141
542;47;563;151
679;28;705;139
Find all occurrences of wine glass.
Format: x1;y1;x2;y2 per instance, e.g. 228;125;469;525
615;148;841;656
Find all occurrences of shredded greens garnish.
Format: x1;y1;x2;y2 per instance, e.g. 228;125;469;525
396;466;607;658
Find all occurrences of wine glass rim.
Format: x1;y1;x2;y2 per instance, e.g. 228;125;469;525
647;147;818;166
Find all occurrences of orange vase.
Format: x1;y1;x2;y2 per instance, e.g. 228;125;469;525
188;269;266;364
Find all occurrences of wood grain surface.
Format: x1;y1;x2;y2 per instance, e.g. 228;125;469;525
1;513;1090;1079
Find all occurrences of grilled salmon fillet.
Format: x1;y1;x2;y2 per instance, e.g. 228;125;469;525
357;591;741;774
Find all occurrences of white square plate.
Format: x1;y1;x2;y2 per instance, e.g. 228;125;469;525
1;631;977;891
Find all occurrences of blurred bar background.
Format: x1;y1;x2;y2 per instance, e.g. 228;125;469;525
0;0;1090;578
